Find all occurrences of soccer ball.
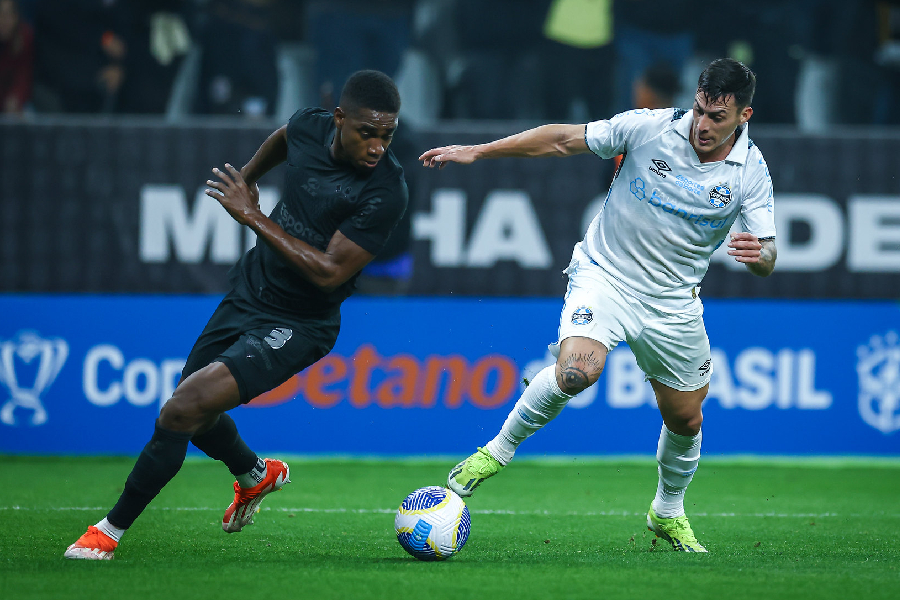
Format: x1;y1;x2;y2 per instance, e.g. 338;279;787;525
395;486;471;561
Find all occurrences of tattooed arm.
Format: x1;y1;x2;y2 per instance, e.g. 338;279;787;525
728;233;777;277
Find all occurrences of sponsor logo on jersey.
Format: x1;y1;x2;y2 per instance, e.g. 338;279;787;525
674;175;704;196
301;177;319;197
649;159;671;178
708;183;732;209
0;331;69;427
278;204;327;248
571;306;593;325
699;359;712;377
629;177;729;229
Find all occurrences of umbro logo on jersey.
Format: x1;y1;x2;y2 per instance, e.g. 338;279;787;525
649;159;671;178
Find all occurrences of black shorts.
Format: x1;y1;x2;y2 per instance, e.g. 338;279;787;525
181;291;340;403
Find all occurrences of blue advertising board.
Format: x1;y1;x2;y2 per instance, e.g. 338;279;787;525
1;295;898;456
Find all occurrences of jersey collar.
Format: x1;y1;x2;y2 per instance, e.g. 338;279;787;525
675;110;750;165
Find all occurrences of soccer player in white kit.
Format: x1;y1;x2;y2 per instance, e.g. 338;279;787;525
419;59;776;552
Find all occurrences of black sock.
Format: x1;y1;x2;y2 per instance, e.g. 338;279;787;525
190;413;259;477
107;421;192;530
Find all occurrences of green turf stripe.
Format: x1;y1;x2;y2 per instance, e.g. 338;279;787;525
4;506;900;518
175;454;900;467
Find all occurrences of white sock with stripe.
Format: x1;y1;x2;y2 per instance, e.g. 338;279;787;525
651;424;702;518
95;517;125;543
485;365;573;465
236;457;267;489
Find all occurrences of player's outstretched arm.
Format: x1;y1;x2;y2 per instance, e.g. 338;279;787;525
419;123;590;169
728;233;777;277
206;164;373;292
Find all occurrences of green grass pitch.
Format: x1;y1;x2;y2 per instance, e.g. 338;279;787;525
1;455;898;600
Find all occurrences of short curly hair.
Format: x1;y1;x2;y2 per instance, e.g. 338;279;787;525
339;70;401;114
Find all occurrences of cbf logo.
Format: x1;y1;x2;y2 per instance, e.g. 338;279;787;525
571;306;593;325
708;183;732;209
0;331;69;426
857;331;900;434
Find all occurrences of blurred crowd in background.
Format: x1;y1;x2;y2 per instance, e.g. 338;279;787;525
2;0;900;128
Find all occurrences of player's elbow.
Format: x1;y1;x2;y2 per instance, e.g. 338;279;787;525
309;270;343;293
553;124;589;156
284;259;341;293
310;263;351;293
551;141;574;157
316;279;342;294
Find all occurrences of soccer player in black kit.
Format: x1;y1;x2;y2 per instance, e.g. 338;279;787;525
65;70;409;560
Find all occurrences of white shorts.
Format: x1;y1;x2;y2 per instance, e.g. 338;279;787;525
551;245;713;392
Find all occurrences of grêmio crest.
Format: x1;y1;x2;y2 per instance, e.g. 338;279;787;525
708;183;732;209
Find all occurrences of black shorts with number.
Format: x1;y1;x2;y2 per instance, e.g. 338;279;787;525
181;291;340;403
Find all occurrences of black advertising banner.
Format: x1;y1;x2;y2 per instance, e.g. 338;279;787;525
1;119;278;293
2;118;900;298
407;129;900;299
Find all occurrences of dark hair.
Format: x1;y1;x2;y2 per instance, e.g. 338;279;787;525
339;70;401;114
697;58;756;108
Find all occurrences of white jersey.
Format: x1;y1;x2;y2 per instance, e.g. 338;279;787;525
581;107;775;313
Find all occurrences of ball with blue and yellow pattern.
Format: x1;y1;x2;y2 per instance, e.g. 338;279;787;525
395;486;471;560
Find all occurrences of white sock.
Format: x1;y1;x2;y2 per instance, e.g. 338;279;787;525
236;457;267;489
651;424;702;518
96;517;125;542
485;365;574;465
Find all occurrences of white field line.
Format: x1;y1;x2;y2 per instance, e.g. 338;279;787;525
1;506;898;518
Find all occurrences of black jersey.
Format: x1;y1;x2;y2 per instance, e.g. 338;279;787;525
230;108;409;315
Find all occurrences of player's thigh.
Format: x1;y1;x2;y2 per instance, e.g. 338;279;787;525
630;312;712;394
218;311;340;404
180;293;245;384
553;258;631;361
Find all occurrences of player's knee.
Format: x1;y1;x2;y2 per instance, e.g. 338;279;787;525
555;365;601;395
684;413;703;436
666;411;703;436
158;387;210;433
555;346;606;395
